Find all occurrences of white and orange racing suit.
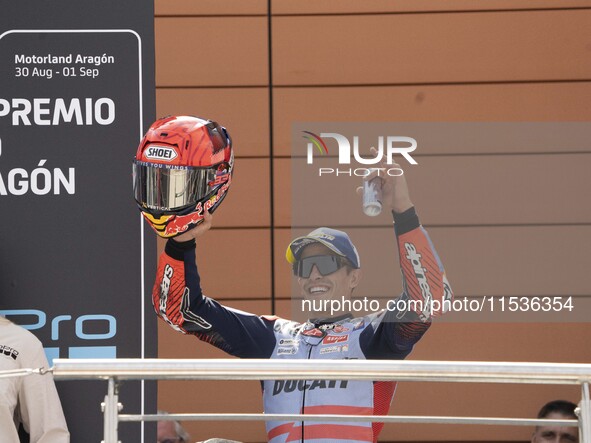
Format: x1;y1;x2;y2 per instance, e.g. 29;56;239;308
153;207;453;443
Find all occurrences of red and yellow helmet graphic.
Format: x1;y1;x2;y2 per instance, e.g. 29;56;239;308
133;116;234;238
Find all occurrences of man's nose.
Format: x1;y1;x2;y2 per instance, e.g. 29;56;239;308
308;264;323;279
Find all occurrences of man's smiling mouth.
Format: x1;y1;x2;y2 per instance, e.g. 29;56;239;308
308;285;330;295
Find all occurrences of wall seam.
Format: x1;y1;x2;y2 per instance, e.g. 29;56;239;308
268;0;276;315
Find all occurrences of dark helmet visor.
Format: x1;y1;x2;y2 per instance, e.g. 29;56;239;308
133;160;218;213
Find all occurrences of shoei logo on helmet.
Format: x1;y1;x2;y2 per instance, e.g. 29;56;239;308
303;131;418;177
145;146;177;161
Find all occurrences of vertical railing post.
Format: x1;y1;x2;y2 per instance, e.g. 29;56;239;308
580;382;591;443
101;377;121;443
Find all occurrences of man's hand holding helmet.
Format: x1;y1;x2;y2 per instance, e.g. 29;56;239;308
173;209;213;242
133;115;234;238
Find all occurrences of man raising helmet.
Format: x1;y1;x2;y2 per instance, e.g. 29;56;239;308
142;118;453;442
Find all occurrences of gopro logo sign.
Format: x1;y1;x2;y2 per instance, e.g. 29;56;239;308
145;146;177;161
305;132;418;166
0;309;117;365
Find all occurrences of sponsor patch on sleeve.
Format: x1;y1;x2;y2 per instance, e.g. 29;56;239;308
319;344;349;355
322;334;349;345
277;346;298;355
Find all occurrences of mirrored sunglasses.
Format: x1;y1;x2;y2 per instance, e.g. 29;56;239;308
293;255;347;278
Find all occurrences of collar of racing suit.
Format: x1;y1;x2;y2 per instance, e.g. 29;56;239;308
308;313;352;327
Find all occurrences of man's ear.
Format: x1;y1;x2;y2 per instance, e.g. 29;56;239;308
349;269;362;289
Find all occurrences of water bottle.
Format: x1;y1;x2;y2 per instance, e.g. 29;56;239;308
362;173;382;217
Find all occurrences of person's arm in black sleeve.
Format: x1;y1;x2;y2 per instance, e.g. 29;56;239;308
359;161;454;359
153;213;277;359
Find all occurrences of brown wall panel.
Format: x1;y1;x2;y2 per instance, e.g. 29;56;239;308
155;0;591;16
155;17;268;86
409;153;591;226
156;88;269;157
273;11;591;85
388;320;591;441
193;228;271;299
273;83;591;156
273;225;591;299
389;383;581;441
273;0;591;14
158;300;272;443
271;158;290;227
153;230;271;300
423;225;591;298
155;0;266;16
273;228;292;301
153;231;271;299
273;154;591;227
212;158;271;228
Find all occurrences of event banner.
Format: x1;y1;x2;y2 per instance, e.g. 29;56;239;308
0;1;156;441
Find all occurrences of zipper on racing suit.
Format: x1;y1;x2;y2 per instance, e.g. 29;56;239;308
301;344;313;442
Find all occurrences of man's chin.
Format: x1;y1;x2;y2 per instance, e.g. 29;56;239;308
303;291;333;300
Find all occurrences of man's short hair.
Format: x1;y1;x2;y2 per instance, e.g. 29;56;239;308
537;400;578;419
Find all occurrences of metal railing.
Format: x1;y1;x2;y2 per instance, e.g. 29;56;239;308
39;359;591;442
